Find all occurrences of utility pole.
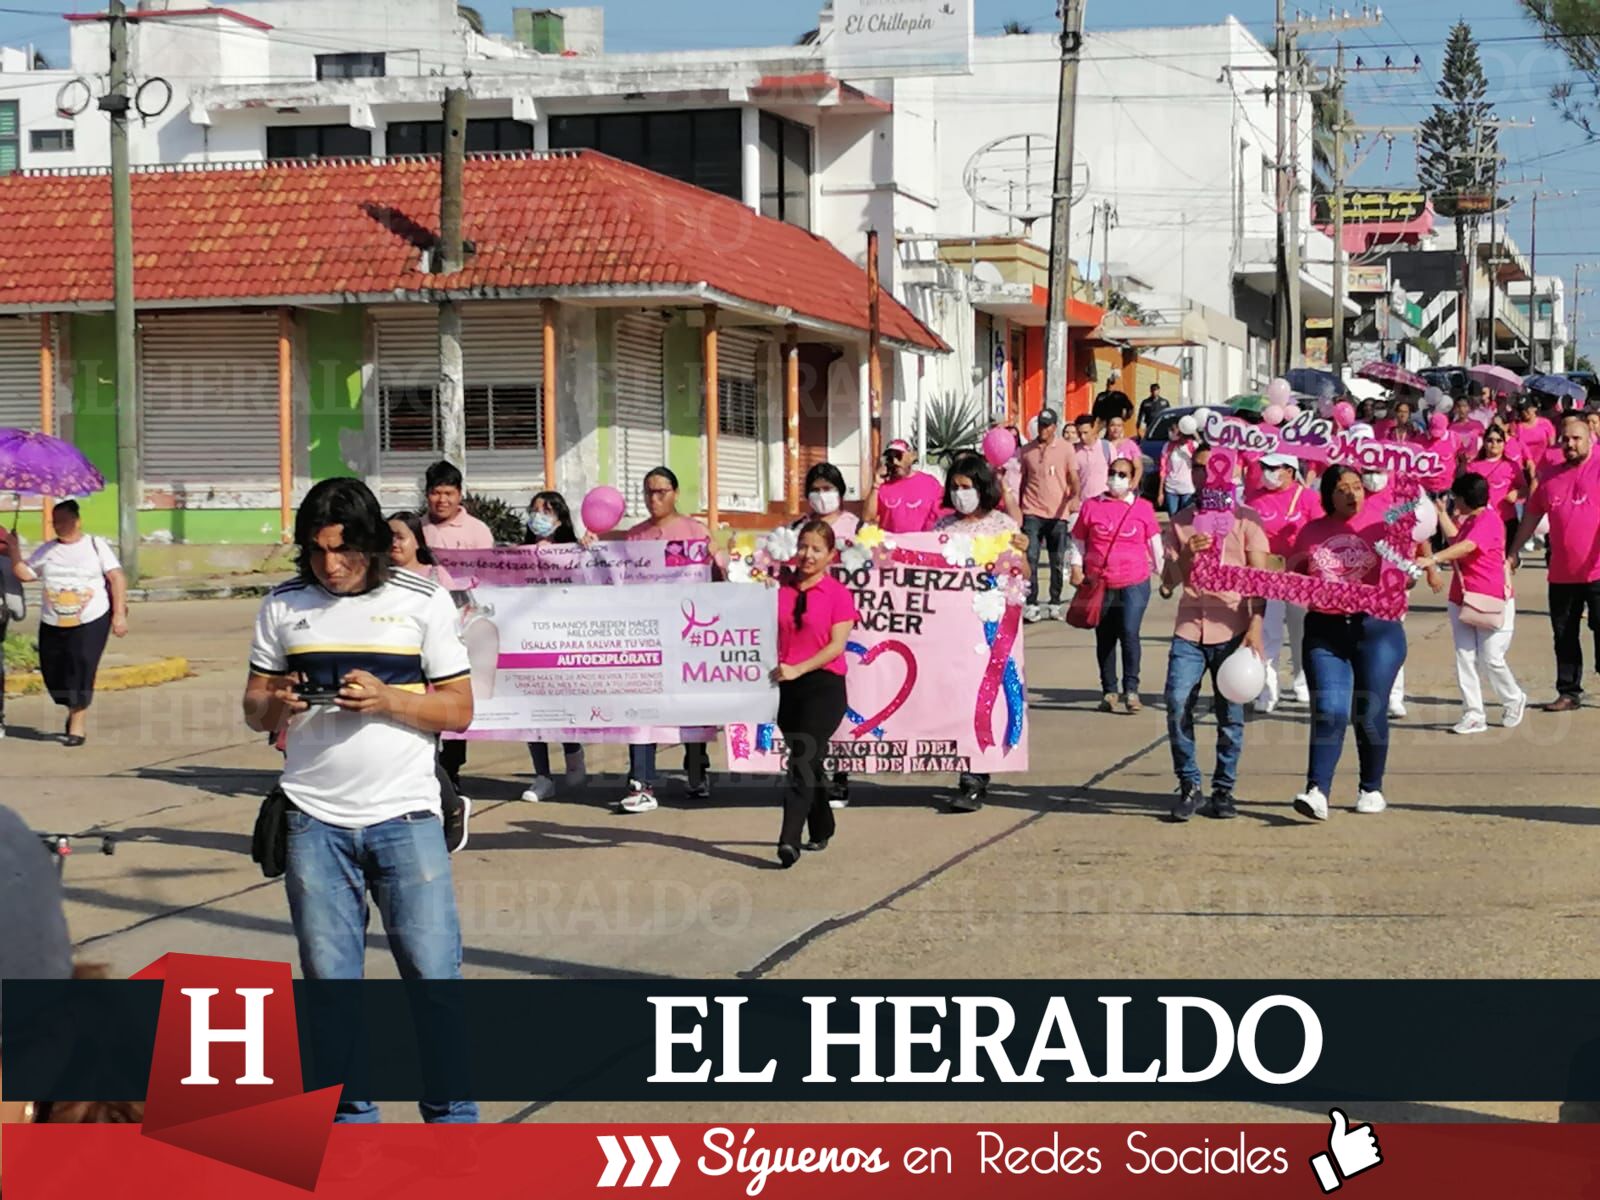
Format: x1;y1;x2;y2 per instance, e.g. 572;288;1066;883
1273;0;1295;375
437;87;468;468
104;0;137;579
1521;188;1577;372
1329;44;1347;372
1043;0;1086;418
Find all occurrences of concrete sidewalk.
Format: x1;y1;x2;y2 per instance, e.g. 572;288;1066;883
1;572;1594;1125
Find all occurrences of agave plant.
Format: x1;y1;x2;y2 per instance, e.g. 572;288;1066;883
923;392;988;468
464;493;528;546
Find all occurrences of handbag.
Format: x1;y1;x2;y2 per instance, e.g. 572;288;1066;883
1065;503;1136;630
1459;591;1508;632
250;786;292;879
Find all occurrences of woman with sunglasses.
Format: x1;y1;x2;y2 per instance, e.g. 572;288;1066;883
935;453;1028;812
1070;457;1163;715
1467;424;1524;548
619;467;713;814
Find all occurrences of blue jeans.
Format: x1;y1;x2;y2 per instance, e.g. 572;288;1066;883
628;743;709;788
1022;515;1070;606
1303;612;1408;796
1164;635;1245;794
1165;491;1195;517
285;808;477;1124
1096;579;1151;695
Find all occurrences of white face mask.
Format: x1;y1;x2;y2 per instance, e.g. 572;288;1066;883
1262;471;1287;491
1362;472;1389;493
526;511;558;538
808;489;841;515
951;487;981;515
1107;475;1132;497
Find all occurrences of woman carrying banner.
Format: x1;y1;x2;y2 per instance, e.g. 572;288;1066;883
771;520;859;867
791;462;858;809
1071;458;1163;716
521;491;589;802
620;467;714;814
935;453;1028;813
1244;454;1322;712
1425;473;1525;735
1289;465;1420;822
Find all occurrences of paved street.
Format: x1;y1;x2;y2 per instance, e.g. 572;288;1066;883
3;573;1595;1126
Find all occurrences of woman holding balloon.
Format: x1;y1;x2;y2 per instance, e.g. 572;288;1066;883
1156;417;1201;517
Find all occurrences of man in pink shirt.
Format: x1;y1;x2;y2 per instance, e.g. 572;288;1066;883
1512;414;1600;712
865;439;945;533
1072;414;1115;502
419;460;494;791
1018;409;1081;622
1160;496;1270;820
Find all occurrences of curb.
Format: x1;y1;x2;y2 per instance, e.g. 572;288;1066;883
4;656;190;698
128;581;286;603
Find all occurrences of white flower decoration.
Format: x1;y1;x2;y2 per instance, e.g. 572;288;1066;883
725;558;754;584
763;526;800;563
942;534;975;566
972;591;1007;622
840;543;872;573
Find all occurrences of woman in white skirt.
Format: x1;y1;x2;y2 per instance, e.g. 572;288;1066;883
1425;472;1526;734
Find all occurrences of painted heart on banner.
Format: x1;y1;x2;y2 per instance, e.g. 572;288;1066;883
847;640;918;738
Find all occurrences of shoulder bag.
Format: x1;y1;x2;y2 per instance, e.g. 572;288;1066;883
251;786;292;879
1065;502;1136;630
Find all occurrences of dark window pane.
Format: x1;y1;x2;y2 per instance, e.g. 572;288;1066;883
489;385;544;448
387;122;428;156
548;114;596;149
268;125;370;160
600;113;646;163
30;129;73;152
322;125;372;157
464;385;493;451
718;378;760;439
692;110;741;199
464;121;497;154
381;386;435;452
317;52;385;80
759;113;782;219
492;119;534;151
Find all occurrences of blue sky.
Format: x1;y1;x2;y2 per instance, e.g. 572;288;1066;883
5;0;1599;342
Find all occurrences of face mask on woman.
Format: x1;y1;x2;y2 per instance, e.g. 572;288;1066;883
527;511;559;538
1361;472;1388;493
1107;475;1132;498
808;489;841;516
1262;471;1287;492
951;488;981;515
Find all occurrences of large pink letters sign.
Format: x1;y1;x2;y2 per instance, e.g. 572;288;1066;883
724;533;1030;775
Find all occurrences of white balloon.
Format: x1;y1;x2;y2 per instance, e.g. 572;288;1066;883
1217;648;1267;706
1194;406;1215;423
1177;415;1199;437
1423;385;1444;408
1411;496;1439;543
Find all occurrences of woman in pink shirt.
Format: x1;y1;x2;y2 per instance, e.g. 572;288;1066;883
1071;457;1163;714
1246;455;1322;711
1373;397;1417;444
620;466;714;814
1510;397;1557;473
1467;425;1523;547
1425;472;1525;735
772;520;859;868
1104;415;1143;488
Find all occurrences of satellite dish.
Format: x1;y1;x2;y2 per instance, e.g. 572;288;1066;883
972;261;1005;285
963;133;1090;231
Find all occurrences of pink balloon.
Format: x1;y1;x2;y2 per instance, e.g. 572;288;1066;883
981;426;1018;467
580;485;627;535
1332;401;1357;430
1263;403;1286;426
1283;403;1303;421
1428;412;1449;437
1266;378;1293;406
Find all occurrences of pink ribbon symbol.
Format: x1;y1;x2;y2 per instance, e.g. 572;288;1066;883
681;599;721;640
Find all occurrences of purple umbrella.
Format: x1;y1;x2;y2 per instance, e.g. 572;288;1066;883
1356;360;1428;392
1469;363;1526;396
0;428;106;527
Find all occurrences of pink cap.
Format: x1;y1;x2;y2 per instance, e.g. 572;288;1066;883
887;439;912;454
1428;412;1449;436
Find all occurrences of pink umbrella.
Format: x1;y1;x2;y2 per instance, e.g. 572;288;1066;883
1469;363;1525;396
1356;361;1427;392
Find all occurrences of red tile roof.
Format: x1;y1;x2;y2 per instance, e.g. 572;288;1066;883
0;151;944;350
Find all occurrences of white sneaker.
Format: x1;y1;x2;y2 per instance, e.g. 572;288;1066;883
520;775;557;802
1503;694;1527;729
1451;715;1488;736
1023;605;1042;623
1256;673;1280;714
1388;698;1408;719
1293;787;1329;821
1292;675;1310;704
1356;789;1387;814
618;782;658;814
1047;604;1064;621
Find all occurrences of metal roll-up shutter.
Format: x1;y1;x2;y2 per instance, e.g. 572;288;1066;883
715;328;764;511
615;313;666;514
140;312;279;491
0;317;41;433
375;305;544;489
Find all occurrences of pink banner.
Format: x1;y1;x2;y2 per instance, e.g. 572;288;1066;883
725;534;1030;775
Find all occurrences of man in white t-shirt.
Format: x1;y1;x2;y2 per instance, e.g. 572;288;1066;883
242;477;477;1124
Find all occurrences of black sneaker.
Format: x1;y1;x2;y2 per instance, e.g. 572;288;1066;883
949;778;984;813
802;837;831;853
442;793;470;853
1204;791;1239;820
777;843;801;869
1169;783;1203;823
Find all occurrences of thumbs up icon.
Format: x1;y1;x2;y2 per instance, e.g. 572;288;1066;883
1310;1108;1382;1193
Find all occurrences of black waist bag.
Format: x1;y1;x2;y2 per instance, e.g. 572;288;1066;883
251;786;292;879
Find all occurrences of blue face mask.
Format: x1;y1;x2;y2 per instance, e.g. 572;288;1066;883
527;511;558;538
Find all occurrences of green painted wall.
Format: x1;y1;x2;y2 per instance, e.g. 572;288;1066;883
305;307;366;481
595;312;615;487
137;508;281;543
69;313;120;536
663;315;704;507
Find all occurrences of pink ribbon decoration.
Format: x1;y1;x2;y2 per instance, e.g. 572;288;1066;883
975;602;1023;752
848;640;918;738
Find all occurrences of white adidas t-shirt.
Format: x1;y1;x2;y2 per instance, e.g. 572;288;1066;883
249;572;471;829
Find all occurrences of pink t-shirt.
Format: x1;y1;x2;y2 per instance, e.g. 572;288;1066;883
421;508;495;551
1526;452;1600;584
1451;421;1484;465
1511;417;1557;464
1467;456;1521;522
1449;509;1508;604
778;574;859;676
626;514;711;543
1075;438;1116;501
1419;433;1459;492
1248;481;1324;558
875;471;945;533
1374;418;1415;444
1293;505;1391;600
792;510;861;543
1073;495;1161;588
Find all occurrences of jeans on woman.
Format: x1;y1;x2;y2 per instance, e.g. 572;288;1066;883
628;743;709;789
1095;579;1152;696
1164;491;1195;517
1303;612;1408;796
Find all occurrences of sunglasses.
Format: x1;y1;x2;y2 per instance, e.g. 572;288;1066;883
1110;471;1133;480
